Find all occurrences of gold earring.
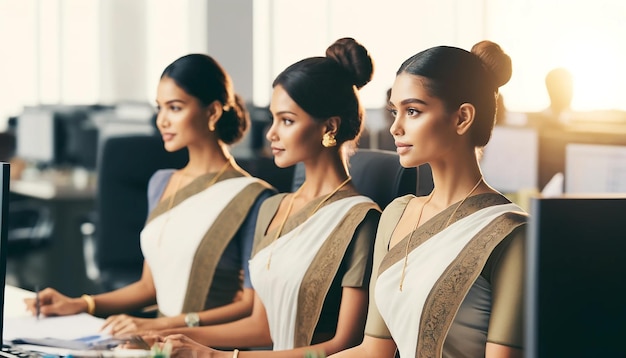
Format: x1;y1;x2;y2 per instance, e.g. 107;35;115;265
322;132;337;147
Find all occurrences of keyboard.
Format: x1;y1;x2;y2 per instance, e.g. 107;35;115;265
1;345;42;358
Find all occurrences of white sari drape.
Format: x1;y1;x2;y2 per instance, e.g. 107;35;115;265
141;177;258;316
249;195;372;350
375;203;521;357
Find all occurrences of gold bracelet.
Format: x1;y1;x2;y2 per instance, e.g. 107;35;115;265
81;294;96;315
232;349;240;358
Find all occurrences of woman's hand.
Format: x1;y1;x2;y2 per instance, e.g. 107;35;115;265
23;287;87;317
158;334;225;358
102;314;172;336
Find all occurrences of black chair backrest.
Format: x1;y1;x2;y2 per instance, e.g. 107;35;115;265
292;149;432;210
96;135;188;290
236;156;295;193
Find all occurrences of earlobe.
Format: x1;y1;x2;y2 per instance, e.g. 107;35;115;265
456;103;475;135
207;100;223;132
323;116;341;136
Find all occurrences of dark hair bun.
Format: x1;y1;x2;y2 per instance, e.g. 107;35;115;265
325;37;374;89
216;92;249;145
471;40;512;88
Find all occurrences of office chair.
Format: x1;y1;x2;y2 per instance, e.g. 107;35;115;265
237;156;295;193
92;134;188;292
292;148;433;210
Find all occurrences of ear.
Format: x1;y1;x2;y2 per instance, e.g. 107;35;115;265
455;103;475;136
206;100;223;131
323;116;341;135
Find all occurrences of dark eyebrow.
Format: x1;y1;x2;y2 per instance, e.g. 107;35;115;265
399;98;428;106
156;99;186;106
274;110;297;116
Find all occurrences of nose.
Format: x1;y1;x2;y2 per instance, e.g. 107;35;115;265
390;116;403;137
266;122;277;142
156;111;169;129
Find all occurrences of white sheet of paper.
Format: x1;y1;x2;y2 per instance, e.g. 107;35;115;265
4;313;105;341
3;285;35;318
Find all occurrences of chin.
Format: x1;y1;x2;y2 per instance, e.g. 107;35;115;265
398;156;421;169
163;143;182;153
272;155;297;169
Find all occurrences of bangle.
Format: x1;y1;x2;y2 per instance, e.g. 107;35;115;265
81;294;96;315
232;349;240;358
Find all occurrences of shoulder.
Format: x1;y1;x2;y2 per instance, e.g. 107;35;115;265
148;169;175;194
380;194;414;220
149;168;175;185
259;192;287;213
245;177;278;194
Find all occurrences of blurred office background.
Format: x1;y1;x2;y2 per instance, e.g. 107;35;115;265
1;0;625;294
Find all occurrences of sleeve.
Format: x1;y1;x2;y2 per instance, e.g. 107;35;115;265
146;169;174;214
240;189;275;289
340;209;381;288
364;196;412;339
486;225;526;349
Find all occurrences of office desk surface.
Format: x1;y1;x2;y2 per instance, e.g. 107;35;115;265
10;169;96;200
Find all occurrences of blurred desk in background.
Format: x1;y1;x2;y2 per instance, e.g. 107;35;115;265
8;170;98;297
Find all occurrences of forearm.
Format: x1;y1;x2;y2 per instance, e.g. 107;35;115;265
486;342;523;358
155;295;253;331
198;288;254;326
160;315;272;349
328;336;396;358
93;280;156;317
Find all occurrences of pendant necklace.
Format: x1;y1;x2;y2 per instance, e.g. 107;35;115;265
398;176;483;291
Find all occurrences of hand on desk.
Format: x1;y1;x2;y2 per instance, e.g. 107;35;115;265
102;314;174;336
23;287;88;317
151;334;219;358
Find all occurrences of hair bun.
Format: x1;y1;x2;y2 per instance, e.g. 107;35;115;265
325;37;374;89
471;40;512;88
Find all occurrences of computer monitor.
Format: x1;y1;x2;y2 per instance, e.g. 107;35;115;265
15;108;57;166
481;125;538;193
565;143;626;194
16;106;101;169
526;196;626;358
0;163;10;343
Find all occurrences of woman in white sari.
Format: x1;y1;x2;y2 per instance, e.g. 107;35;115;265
331;41;527;358
145;37;382;358
25;54;275;335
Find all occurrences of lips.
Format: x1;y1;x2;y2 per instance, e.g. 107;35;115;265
271;146;284;155
395;141;412;155
162;133;175;142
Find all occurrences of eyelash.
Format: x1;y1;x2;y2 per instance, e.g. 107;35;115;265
386;107;421;118
407;108;421;116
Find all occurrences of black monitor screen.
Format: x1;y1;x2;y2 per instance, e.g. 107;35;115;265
0;162;10;343
526;196;626;358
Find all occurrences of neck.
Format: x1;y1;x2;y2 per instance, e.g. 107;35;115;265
183;142;232;177
428;153;486;209
299;154;351;201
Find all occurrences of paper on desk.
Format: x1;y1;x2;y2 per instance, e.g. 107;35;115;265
15;344;152;357
3;285;35;318
3;313;105;341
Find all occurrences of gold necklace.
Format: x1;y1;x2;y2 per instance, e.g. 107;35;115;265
157;159;232;246
398;176;483;291
266;176;352;269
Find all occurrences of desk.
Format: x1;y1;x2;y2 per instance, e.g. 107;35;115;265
9;173;99;297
